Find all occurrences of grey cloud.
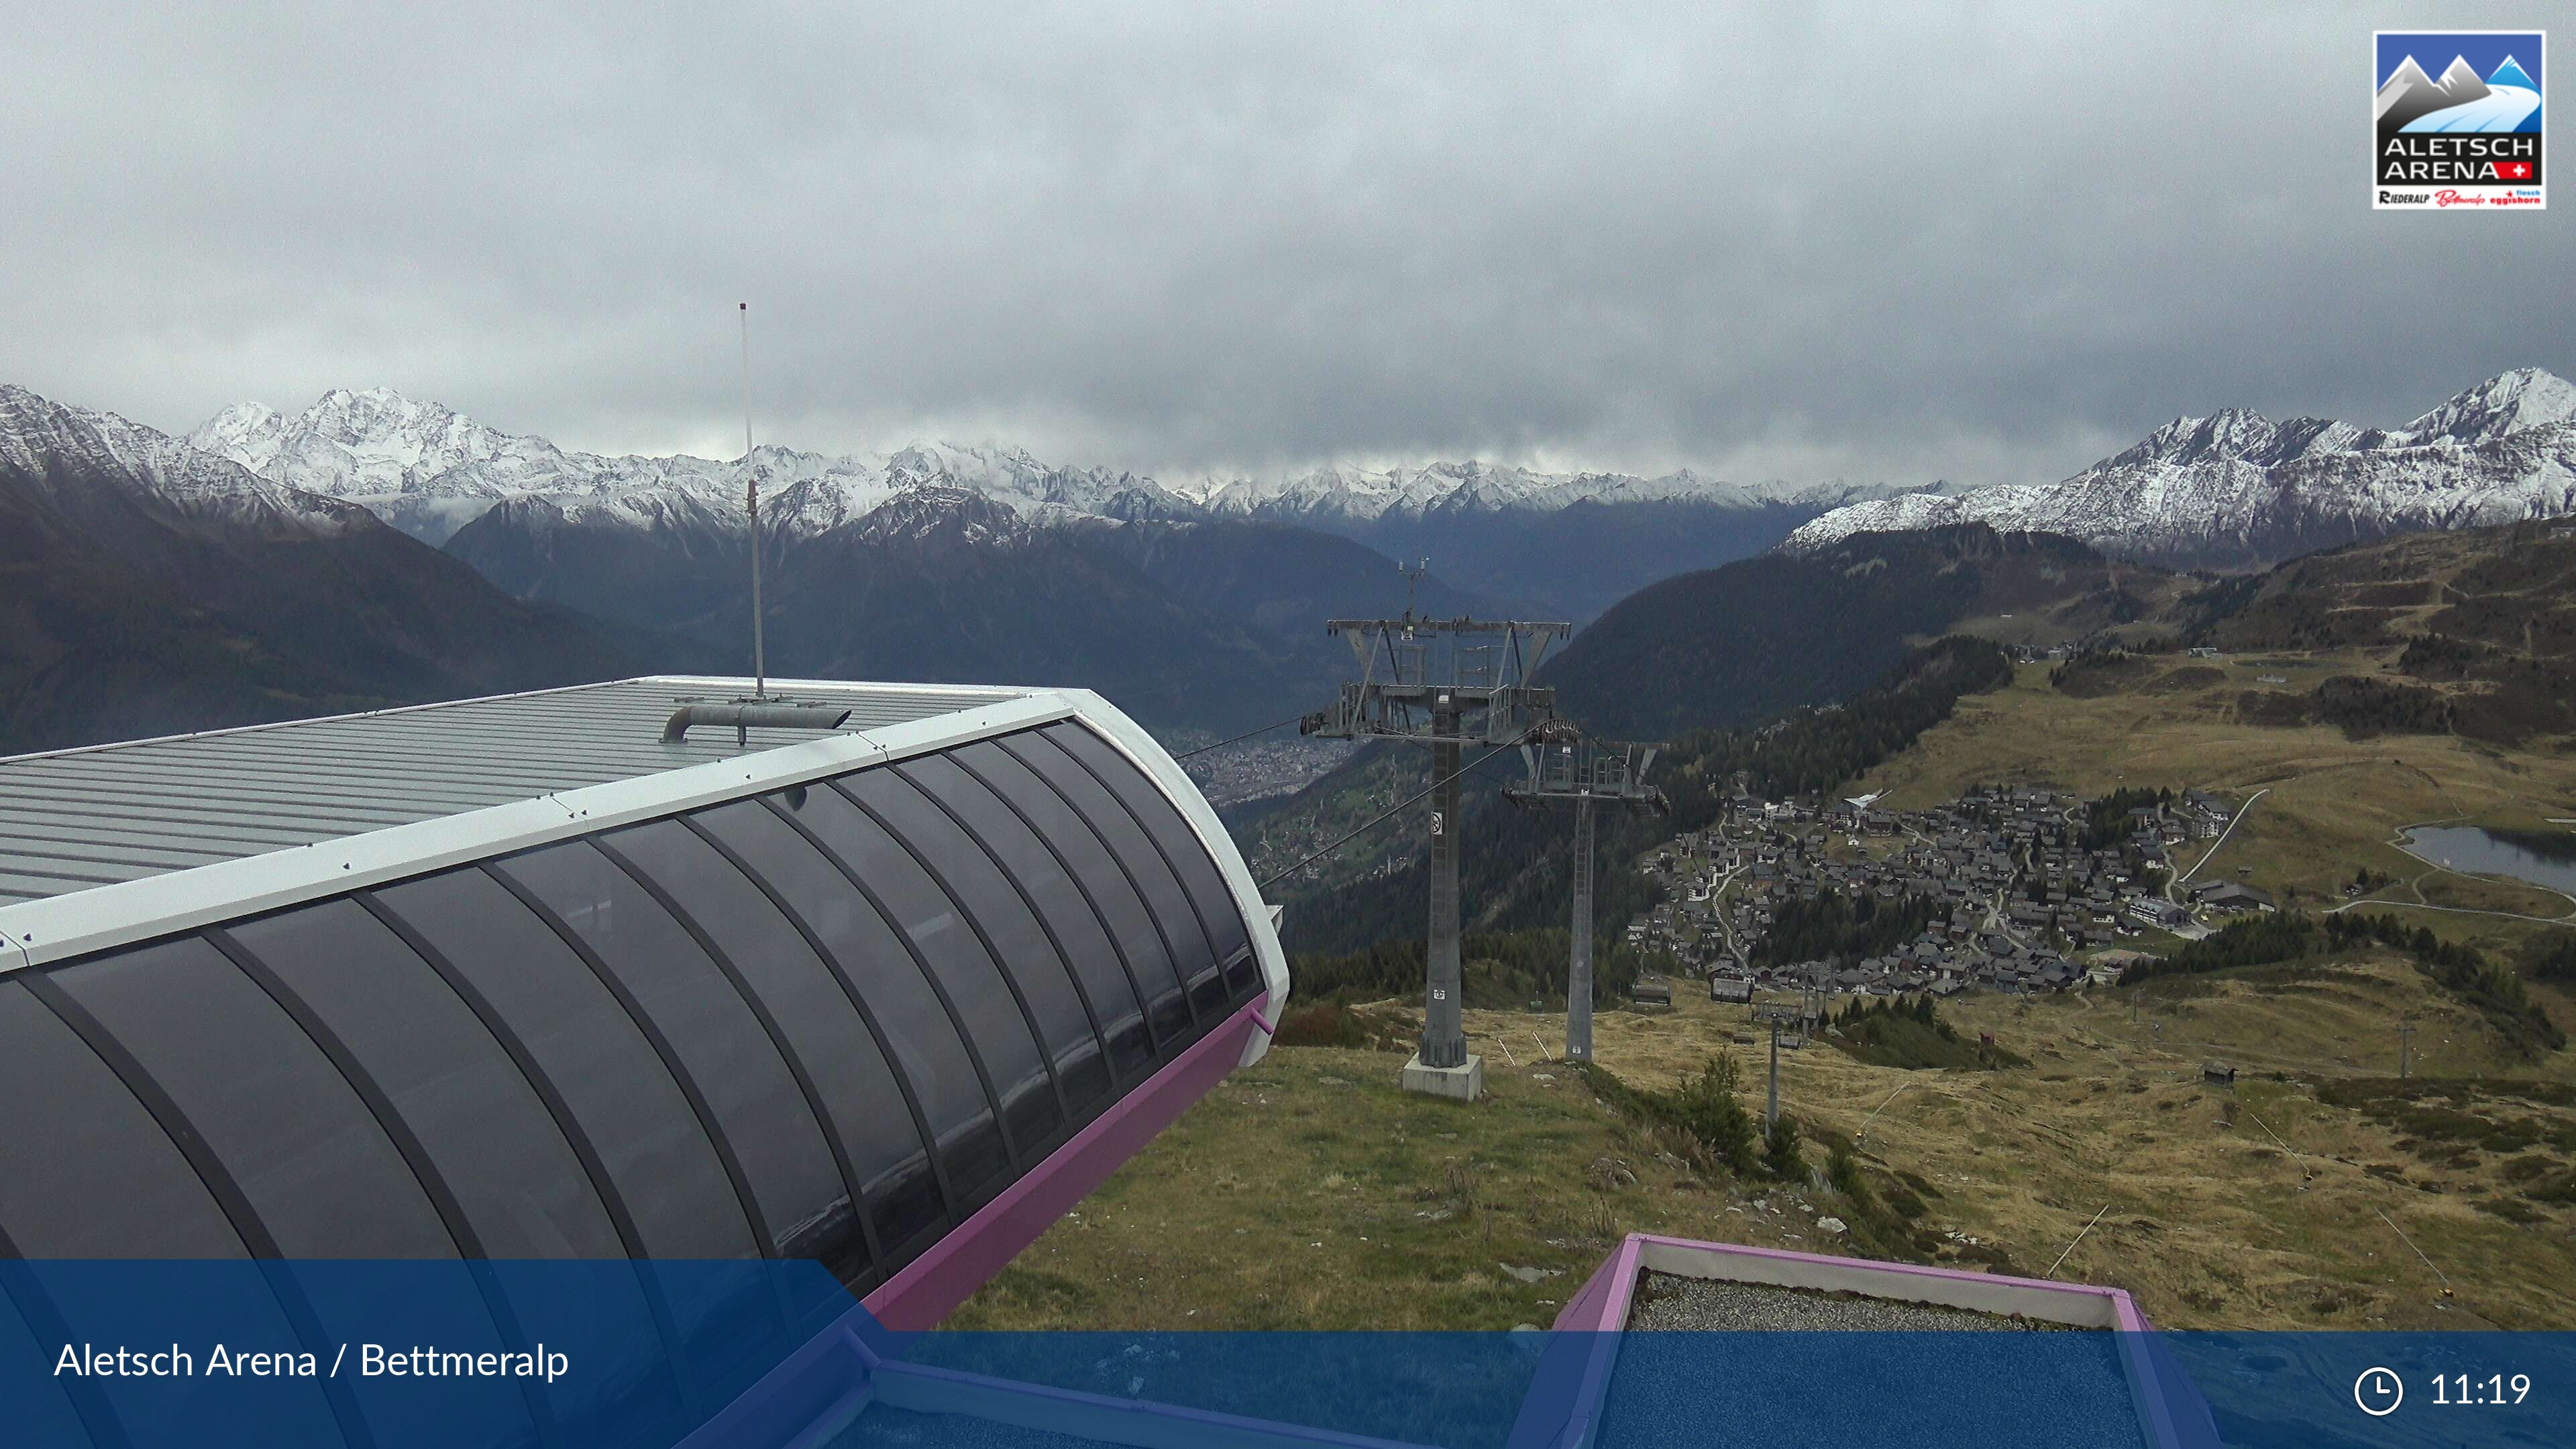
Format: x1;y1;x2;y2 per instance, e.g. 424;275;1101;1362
1;1;2563;490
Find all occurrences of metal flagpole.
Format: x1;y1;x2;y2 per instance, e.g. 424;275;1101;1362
740;302;767;701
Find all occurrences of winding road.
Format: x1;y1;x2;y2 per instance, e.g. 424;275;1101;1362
2168;787;2269;904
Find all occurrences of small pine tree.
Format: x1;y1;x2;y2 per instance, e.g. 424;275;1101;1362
1673;1053;1759;1176
1825;1138;1868;1205
1764;1114;1806;1181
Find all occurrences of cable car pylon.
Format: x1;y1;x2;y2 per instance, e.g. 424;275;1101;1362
1505;739;1669;1063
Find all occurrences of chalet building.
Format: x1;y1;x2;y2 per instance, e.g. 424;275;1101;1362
2193;882;2275;915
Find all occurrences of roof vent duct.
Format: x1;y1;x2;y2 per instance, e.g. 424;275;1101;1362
661;702;853;744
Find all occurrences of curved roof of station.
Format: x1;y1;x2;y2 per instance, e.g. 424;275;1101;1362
0;676;1020;904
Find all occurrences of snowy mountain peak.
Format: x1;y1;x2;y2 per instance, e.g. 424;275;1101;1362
2405;368;2576;444
187;400;284;464
849;484;1029;549
2153;408;2275;462
2492;56;2536;89
2100;407;2369;471
184;384;594;543
299;386;479;443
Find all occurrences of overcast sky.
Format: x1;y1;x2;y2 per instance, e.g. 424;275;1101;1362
3;2;2564;489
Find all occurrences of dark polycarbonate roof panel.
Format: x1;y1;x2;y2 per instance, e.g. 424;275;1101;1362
0;678;1027;904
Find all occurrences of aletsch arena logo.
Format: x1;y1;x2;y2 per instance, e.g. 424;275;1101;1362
2374;31;2545;209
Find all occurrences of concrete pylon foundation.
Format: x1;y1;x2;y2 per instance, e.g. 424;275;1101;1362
1403;1052;1485;1102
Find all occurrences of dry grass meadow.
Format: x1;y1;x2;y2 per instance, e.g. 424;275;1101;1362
953;961;2576;1332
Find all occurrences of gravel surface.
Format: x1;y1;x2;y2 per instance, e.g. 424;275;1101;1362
1627;1272;2086;1332
1608;1276;2144;1448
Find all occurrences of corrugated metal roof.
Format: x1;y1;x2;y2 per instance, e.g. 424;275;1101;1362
0;676;1026;904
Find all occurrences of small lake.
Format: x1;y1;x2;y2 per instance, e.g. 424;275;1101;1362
2398;825;2576;896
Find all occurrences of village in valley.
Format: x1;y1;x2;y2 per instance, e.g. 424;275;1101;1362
1628;780;2276;1004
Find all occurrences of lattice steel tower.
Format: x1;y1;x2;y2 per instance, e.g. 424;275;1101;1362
1505;741;1668;1062
1302;608;1570;1100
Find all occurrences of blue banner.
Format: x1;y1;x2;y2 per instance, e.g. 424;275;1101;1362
3;1261;2571;1449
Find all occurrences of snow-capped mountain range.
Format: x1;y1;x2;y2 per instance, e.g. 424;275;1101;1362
186;388;1207;545
1177;462;1896;522
17;367;2572;593
179;385;1913;547
1782;369;2576;566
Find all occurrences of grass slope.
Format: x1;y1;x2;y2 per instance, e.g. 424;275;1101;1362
954;959;2576;1332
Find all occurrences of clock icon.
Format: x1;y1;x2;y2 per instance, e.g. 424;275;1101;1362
2355;1366;2404;1417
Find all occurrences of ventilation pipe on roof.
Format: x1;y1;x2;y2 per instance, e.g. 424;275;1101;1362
661;703;852;745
